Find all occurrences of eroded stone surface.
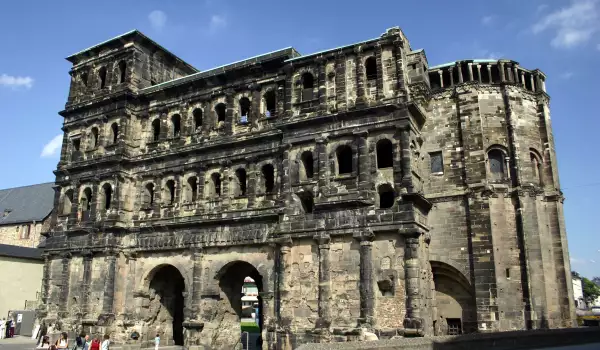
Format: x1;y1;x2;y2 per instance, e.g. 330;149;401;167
39;27;574;349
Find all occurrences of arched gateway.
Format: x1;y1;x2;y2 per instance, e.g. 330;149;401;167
142;264;186;346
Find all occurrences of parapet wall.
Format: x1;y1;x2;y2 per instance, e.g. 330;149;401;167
427;59;546;93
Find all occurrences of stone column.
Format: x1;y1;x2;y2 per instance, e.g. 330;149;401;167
58;252;71;316
403;236;423;334
41;255;51;305
468;63;474;82
487;65;492;83
190;248;203;319
81;251;93;317
457;63;464;84
314;233;331;327
122;251;137;318
530;75;536;92
521;71;526;89
354;131;369;197
100;252;117;322
355;47;366;106
449;67;454;86
476;65;482;83
276;237;292;325
438;70;444;88
499;62;506;82
400;128;413;192
513;66;519;85
353;230;375;326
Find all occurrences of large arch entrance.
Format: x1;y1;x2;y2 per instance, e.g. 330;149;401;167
431;261;476;335
146;265;185;346
216;261;264;348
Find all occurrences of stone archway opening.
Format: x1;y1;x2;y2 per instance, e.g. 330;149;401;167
431;261;476;335
216;261;264;346
146;265;185;346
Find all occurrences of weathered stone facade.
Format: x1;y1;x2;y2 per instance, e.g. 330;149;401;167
40;27;575;349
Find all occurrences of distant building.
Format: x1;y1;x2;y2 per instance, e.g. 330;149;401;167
573;277;586;309
241;277;259;323
0;182;54;317
0;183;55;248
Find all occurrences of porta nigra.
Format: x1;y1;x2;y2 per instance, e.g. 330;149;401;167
38;27;575;349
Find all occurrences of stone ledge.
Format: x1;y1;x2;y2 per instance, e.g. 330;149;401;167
296;327;600;350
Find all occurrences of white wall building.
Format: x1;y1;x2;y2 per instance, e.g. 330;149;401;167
572;277;586;309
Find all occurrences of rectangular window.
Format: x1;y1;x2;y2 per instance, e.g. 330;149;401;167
21;225;31;239
430;151;443;174
447;318;462;335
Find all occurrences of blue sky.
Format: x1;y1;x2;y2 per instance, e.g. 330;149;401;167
0;0;598;277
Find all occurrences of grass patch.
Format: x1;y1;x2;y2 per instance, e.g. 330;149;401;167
240;321;260;333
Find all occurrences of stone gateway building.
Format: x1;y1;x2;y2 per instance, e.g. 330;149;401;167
40;27;575;349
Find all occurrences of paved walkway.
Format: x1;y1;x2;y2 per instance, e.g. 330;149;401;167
0;336;38;350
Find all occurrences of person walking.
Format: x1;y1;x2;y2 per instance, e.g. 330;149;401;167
89;337;100;350
38;322;48;346
0;318;5;340
100;334;110;350
154;333;160;350
82;335;91;350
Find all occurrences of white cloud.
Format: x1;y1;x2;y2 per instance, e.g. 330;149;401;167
148;10;167;31
481;16;494;26
560;71;574;79
571;257;586;264
532;0;599;49
537;4;549;14
209;14;227;33
40;134;63;158
476;49;504;60
0;74;34;89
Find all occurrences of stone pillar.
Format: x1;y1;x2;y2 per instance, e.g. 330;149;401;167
316;138;328;194
400;128;413;192
354;131;369;197
500;62;506;82
403;236;423;334
122;251;137;318
276;237;292;325
449;67;454;86
513;66;519;85
353;230;375;326
355;47;365;106
375;43;384;100
41;255;51;305
58;252;71;316
457;63;464;84
100;252;117;318
476;65;482;83
190;249;203;319
521;71;526;88
317;57;327;113
81;251;93;317
487;65;492;83
530;75;536;92
314;233;331;327
438;70;443;88
468;63;474;82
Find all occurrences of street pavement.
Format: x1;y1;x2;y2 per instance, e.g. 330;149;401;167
1;336;600;350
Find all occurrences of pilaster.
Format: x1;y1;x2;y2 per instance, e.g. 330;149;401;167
353;230;375;327
313;233;331;328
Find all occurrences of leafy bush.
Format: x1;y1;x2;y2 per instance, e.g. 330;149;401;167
240;321;260;333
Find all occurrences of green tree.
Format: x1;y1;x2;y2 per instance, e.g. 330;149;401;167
582;277;600;305
572;271;581;279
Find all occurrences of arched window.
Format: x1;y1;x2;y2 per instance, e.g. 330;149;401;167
262;164;275;193
264;90;276;117
300;151;314;181
211;173;222;197
488;149;505;175
90;127;99;148
298;192;314;213
186;177;198;202
144;183;155;206
165;180;175;205
378;184;395;209
118;61;127;84
152;119;161;142
101;183;112;210
215;103;227;123
530;151;543;185
171;114;181;137
336;145;353;175
365;57;378;81
239;97;251;123
80;71;89;88
193;108;203;131
235;169;247;196
301;72;314;101
81;188;92;212
62;190;74;215
110;123;119;144
99;66;107;89
376;139;393;168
